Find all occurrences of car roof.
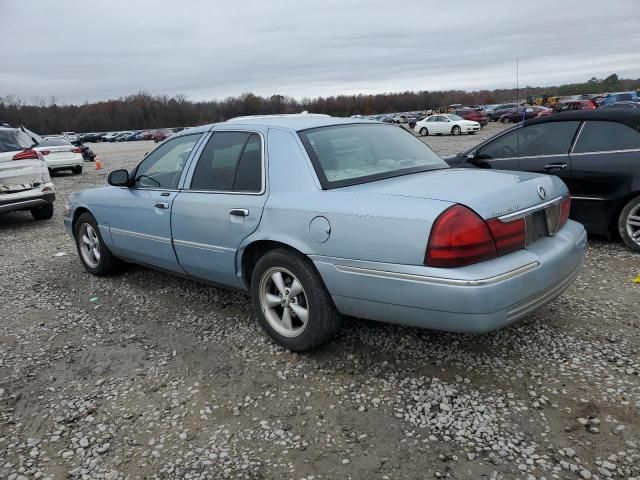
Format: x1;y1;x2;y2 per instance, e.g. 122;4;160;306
182;114;376;135
524;109;640;131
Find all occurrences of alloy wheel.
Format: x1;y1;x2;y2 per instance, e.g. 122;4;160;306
79;223;101;268
259;267;309;338
626;203;640;247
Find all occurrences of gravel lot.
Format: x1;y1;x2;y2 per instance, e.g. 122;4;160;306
1;123;639;480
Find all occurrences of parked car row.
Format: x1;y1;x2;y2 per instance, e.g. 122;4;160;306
77;127;186;143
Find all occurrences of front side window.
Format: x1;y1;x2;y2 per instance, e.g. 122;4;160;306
573;121;640;153
190;131;263;192
134;133;202;189
299;124;447;188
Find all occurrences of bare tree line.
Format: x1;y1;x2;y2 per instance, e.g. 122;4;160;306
1;74;638;134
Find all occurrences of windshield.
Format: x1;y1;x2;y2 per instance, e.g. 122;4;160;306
299;123;448;188
39;138;72;147
0;128;37;153
446;114;463;121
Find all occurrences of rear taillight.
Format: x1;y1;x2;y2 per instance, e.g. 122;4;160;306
12;149;41;161
71;147;81;153
425;205;497;267
560;195;571;227
40;150;51;155
486;218;526;256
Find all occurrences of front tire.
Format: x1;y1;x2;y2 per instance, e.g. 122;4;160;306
419;127;429;136
502;117;512;124
251;249;341;351
618;196;640;252
451;125;461;136
74;212;122;275
72;166;83;175
31;203;53;220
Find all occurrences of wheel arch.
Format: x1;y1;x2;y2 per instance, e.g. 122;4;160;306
71;206;93;237
239;238;313;289
609;190;640;236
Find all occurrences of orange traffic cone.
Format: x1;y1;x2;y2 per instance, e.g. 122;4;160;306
95;157;103;170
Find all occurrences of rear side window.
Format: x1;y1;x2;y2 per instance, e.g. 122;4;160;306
479;121;579;159
0;129;36;152
517;121;579;157
573;121;640;153
190;132;263;192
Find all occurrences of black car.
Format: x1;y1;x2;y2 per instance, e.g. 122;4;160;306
80;132;105;143
445;110;640;251
486;103;518;122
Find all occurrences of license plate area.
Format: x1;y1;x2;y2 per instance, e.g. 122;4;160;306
524;203;561;246
525;210;548;245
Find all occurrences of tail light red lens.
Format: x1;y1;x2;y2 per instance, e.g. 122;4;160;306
560;195;571;227
71;147;82;153
486;218;526;256
425;205;497;267
12;149;40;161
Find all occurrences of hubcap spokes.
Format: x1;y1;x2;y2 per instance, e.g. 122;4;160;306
260;267;309;338
627;205;640;245
79;224;100;268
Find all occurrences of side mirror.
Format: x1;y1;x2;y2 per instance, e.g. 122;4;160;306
108;169;130;187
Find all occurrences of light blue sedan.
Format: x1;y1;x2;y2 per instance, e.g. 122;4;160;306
64;114;587;351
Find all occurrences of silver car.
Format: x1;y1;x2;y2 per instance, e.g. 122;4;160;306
64;115;586;351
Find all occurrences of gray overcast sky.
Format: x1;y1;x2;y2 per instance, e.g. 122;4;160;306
2;0;639;104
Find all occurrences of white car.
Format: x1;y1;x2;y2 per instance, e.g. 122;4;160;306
62;131;79;142
34;137;84;175
414;114;481;136
0;126;55;219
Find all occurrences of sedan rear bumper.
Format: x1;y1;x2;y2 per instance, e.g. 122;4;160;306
312;220;587;333
0;191;55;214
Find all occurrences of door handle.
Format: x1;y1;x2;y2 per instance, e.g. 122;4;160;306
154;202;170;209
544;163;567;171
229;208;249;217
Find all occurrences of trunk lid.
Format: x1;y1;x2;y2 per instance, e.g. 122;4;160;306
0;159;50;192
340;168;567;220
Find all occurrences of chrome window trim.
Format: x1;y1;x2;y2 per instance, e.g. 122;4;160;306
570;148;640;156
183;130;266;195
172;239;234;253
334;262;539;287
110;227;171;244
570;196;605;201
498;196;563;222
569;121;586;154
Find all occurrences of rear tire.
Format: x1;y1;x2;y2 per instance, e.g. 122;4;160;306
618;195;640;252
502;117;512;124
72;166;83;175
74;212;123;275
31;203;54;220
451;125;461;136
419;127;428;136
250;248;341;351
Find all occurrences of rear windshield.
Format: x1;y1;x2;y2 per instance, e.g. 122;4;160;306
39;138;72;147
0;129;37;153
299;123;448;188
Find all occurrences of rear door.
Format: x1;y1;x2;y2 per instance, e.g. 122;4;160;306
568;120;640;232
515;121;580;184
172;130;267;287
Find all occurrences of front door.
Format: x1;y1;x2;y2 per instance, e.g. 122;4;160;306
108;133;204;272
172;131;267;287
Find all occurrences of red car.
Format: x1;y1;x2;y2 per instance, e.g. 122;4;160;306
152;129;175;143
553;100;597;113
453;108;488;127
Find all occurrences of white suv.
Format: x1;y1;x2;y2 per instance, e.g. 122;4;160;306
0;126;55;220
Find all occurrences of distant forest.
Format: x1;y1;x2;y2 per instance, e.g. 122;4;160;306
1;74;638;134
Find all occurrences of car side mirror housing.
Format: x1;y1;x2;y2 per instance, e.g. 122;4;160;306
108;169;130;187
